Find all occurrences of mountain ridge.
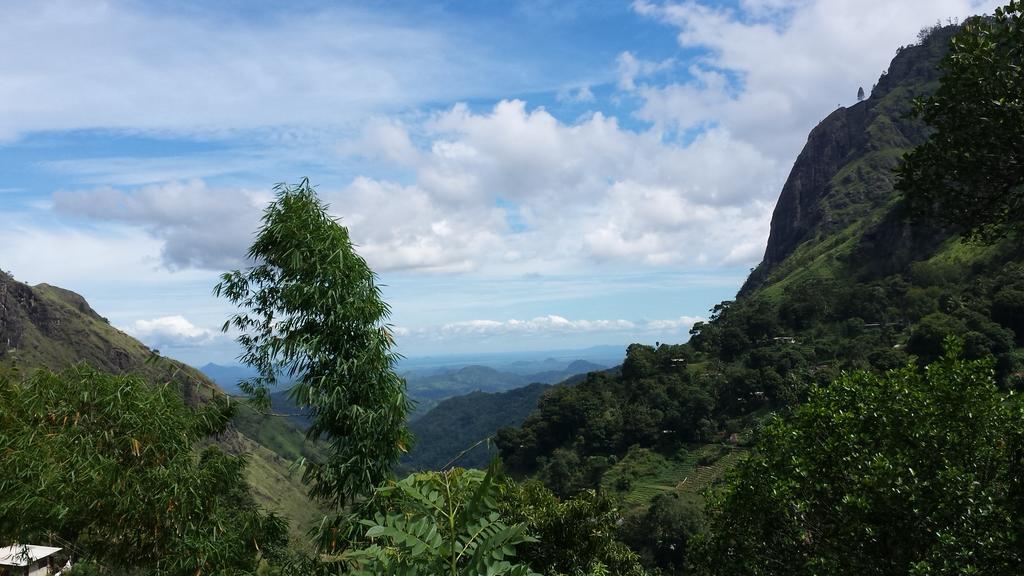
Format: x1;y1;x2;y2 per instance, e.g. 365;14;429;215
1;272;210;404
0;270;323;544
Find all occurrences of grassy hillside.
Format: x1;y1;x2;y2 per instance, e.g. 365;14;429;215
601;444;749;509
0;271;323;545
1;276;212;403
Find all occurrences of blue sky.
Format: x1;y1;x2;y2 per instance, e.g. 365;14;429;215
0;0;1000;365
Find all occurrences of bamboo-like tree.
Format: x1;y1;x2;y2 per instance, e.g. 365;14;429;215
215;179;412;513
0;365;288;574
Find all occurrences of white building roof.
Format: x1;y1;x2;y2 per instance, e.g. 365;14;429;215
0;544;62;567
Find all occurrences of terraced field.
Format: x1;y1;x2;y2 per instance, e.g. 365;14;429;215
602;444;749;510
676;447;748;496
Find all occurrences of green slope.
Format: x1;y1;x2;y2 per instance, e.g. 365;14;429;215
0;271;323;546
401;382;552;473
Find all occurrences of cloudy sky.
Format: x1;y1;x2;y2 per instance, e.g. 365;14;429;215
0;0;1000;365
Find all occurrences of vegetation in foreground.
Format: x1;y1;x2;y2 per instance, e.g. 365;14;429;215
694;340;1024;575
0;365;291;574
0;3;1021;574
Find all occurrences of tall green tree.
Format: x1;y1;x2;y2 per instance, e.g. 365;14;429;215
897;2;1024;241
216;179;412;514
620;492;703;574
692;341;1024;576
0;365;288;574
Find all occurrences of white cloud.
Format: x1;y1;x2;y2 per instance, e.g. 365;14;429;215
634;66;733;131
400;313;703;340
42;152;283;187
330;177;507;273
631;0;1003;162
0;218;171;286
645;315;705;331
440;315;637;336
738;0;813;18
0;1;500;140
340;118;422;167
557;84;596;103
351;100;780;271
125;315;222;349
53;181;264;270
44;0;1001;281
55;98;781;274
617;51;675;91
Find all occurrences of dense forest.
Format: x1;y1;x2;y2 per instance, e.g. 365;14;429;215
1;3;1022;574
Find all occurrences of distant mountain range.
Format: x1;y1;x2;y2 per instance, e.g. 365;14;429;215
399;362;624;473
400;382;553;473
404;359;607;417
200;357;609;419
393;345;625;374
198;362;258;395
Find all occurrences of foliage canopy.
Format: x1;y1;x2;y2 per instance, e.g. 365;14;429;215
898;2;1024;241
499;479;650;576
693;341;1024;575
342;467;537;576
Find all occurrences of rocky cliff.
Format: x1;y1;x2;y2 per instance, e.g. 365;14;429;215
744;26;959;293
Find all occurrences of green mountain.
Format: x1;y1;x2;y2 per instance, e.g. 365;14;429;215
0;275;209;402
496;24;1024;510
397;360;610;473
741;26;957;295
405;364;529;413
201;357;608;475
400;382;552;473
0;271;323;544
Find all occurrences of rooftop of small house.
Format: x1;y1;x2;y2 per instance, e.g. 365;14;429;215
0;545;62;567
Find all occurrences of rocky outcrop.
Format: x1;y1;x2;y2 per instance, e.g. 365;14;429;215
742;26;959;294
34;283;105;320
761;104;865;267
0;271;30;351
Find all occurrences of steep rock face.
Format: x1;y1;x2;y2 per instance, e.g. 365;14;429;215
0;273;29;351
761;105;863;267
746;26;959;292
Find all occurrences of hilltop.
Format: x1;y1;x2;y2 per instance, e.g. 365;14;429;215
0;273;210;402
